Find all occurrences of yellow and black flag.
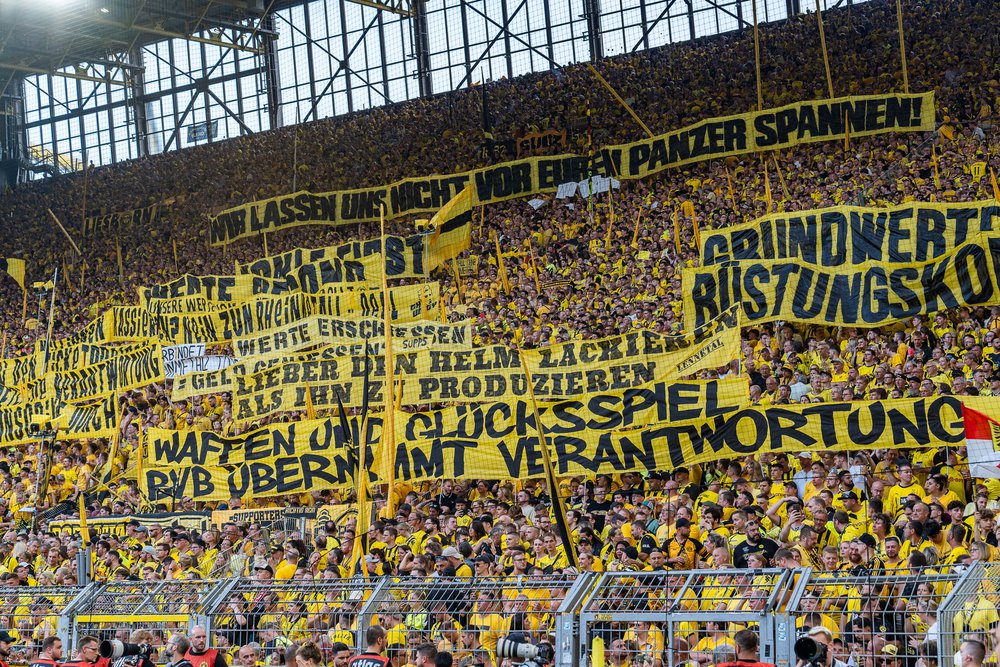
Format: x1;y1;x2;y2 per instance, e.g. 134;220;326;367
0;259;25;290
427;185;473;269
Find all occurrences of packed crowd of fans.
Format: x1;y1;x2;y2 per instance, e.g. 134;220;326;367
1;0;1000;664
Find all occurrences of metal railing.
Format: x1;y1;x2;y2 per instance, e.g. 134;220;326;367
578;568;806;667
937;563;999;667
788;563;967;667
7;565;995;667
201;577;383;654
0;585;80;664
357;575;586;666
64;579;221;653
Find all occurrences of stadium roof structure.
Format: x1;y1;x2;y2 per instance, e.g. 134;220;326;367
0;0;278;87
0;0;413;89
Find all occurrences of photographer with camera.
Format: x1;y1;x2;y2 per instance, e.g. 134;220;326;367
99;630;157;667
495;637;552;667
166;636;193;667
61;636;105;667
186;627;228;667
794;627;846;667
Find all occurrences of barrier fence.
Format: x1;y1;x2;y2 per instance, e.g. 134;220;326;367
4;565;995;667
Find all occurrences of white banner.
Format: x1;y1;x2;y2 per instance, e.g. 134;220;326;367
165;355;238;378
162;344;237;378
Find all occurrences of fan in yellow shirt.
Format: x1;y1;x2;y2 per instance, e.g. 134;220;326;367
690;620;733;665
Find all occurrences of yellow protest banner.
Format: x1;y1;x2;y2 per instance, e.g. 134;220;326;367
233;316;472;364
232;253;384;297
140;418;364;502
209;93;935;245
63;393;119;440
150;282;441;345
52;343;164;403
403;307;742;404
684;234;1000;330
0;352;41;387
177;305;739;417
46;315;107;350
83;204;159;236
0;401;51;446
103;306;159;343
237;234;430;280
384;395;966;482
139;273;261;305
699;200;1000;266
48;512;209;538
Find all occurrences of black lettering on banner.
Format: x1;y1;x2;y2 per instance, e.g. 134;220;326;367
209;94;934;246
701;201;1000;267
686;235;1000;330
84;204;159;236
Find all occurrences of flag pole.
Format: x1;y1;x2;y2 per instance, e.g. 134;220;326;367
896;0;909;93
379;204;397;516
815;0;835;98
47;209;82;256
752;0;763;110
515;343;578;569
586;63;655;138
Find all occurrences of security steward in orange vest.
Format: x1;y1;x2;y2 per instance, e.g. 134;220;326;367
185;627;228;667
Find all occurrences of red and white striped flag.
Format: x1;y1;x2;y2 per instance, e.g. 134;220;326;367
964;404;1000;478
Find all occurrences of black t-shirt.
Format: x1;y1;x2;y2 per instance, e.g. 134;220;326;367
587;498;613;532
438;492;459;513
732;537;779;568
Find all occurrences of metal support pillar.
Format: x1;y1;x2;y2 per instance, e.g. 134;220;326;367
0;78;24;187
261;14;282;129
128;48;150;158
412;0;433;97
584;0;604;61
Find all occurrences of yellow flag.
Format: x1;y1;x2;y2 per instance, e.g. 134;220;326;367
527;238;542;293
970;161;987;183
724;165;739;215
79;493;90;547
991;167;1000;201
427;185;473;269
0;258;25;291
680;201;699;248
494;232;511;293
932;147;941;190
592;638;606;667
304;383;316;420
673;210;682;255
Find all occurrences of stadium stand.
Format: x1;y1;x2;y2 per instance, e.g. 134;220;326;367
1;0;1000;666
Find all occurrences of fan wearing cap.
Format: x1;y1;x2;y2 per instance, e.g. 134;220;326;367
663;518;707;569
847;534;886;577
0;629;15;667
